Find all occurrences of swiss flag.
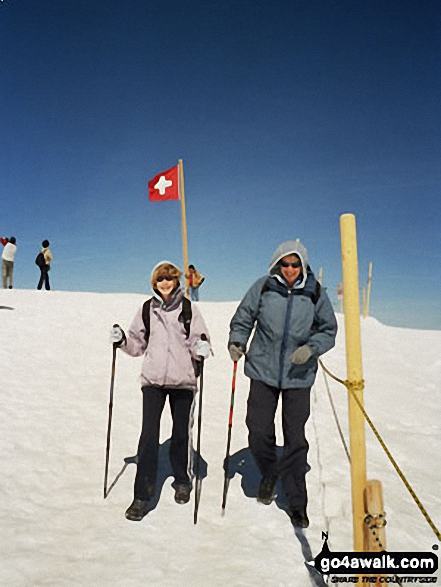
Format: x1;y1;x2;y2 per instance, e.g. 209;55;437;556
148;165;180;201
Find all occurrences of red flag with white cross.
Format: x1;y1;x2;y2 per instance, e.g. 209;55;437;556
148;165;180;201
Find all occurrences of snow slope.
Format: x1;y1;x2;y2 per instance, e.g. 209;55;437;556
0;290;439;586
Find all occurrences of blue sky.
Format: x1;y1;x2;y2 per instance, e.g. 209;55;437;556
1;0;440;329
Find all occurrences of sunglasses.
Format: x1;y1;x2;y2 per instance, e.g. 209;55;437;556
156;275;175;282
280;261;301;269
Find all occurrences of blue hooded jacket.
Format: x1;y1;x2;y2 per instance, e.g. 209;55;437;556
228;240;337;389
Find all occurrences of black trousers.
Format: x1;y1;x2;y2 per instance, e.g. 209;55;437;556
37;267;50;290
246;379;311;509
134;386;194;500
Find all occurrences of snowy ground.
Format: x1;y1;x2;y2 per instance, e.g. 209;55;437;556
0;290;440;586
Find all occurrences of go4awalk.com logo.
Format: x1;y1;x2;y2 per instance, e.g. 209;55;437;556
308;534;439;583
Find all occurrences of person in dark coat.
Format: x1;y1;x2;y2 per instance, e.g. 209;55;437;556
37;240;53;290
228;239;337;527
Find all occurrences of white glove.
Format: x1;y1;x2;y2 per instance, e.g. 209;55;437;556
196;339;211;359
291;345;313;364
109;325;126;346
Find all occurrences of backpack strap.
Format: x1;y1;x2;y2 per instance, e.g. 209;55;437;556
306;265;322;305
142;296;192;344
312;280;321;305
142;298;153;344
179;297;192;339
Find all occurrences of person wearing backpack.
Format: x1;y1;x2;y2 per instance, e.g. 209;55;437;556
36;239;53;291
109;261;211;521
228;240;337;528
185;264;205;301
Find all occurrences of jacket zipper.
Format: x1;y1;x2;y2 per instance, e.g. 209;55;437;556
279;290;294;388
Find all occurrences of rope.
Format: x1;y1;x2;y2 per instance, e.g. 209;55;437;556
319;360;441;542
321;369;351;463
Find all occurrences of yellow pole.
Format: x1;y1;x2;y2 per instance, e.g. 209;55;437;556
178;159;189;296
366;262;373;318
340;213;367;552
317;268;323;284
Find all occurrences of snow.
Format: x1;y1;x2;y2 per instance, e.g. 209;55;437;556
0;289;440;586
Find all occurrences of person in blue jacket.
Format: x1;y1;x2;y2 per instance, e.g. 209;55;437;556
228;239;337;528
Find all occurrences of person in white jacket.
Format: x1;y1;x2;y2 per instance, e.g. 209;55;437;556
110;261;211;522
1;237;17;289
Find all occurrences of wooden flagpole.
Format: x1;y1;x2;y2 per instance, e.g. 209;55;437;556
366;262;373;318
178;159;189;296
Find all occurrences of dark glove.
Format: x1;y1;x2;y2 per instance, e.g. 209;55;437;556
290;345;313;364
229;343;245;362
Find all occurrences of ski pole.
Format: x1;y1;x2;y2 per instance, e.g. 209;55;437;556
193;334;207;525
104;335;118;499
221;361;238;514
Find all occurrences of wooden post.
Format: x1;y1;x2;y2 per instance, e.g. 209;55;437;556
317;267;323;284
340;213;367;552
364;480;386;551
364;480;387;585
178;159;189;296
362;286;367;318
366;262;373;318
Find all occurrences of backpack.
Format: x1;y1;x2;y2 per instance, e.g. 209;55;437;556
35;252;46;268
142;296;193;345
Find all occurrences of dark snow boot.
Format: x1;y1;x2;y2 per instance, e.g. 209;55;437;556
173;483;192;504
125;499;150;521
257;475;278;505
287;506;309;528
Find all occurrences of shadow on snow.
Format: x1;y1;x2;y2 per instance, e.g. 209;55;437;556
226;446;326;587
105;438;208;513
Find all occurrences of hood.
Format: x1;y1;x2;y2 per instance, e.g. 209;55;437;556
149;259;182;281
150;260;183;303
152;286;184;310
268;239;308;289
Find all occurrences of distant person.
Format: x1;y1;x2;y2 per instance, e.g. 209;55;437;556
36;239;53;291
1;236;17;289
228;240;337;528
185;264;205;301
109;261;211;522
337;282;344;313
